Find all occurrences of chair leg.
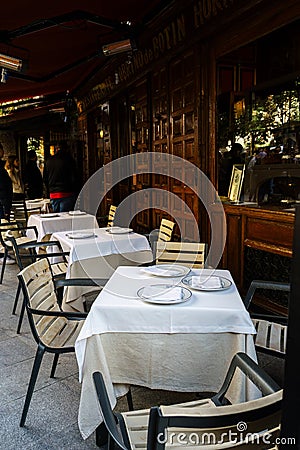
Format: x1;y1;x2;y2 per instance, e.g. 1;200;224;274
95;422;109;447
20;344;45;427
126;389;133;411
0;249;7;284
50;353;60;378
12;282;21;315
16;296;26;334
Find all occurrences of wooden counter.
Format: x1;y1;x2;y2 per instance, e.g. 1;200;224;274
221;204;295;297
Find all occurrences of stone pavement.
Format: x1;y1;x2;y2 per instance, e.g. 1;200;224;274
0;262;285;450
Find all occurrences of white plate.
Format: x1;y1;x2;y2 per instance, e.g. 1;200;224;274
142;264;190;278
137;284;192;305
40;213;59;218
182;275;232;291
68;210;87;216
66;232;95;239
106;227;133;234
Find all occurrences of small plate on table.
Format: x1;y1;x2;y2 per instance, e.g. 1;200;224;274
68;210;87;216
40;213;59;218
66;231;95;239
182;275;232;291
137;284;192;305
142;264;190;278
106;227;133;234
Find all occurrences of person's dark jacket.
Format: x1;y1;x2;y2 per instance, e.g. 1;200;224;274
43;150;79;196
23;160;43;199
0;159;13;217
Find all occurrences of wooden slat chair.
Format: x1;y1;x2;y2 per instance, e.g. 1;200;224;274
243;280;289;358
156;241;206;268
157;219;175;242
7;235;70;334
107;205;117;227
17;257;107;427
0;219;38;284
147;219;175;262
93;352;282;450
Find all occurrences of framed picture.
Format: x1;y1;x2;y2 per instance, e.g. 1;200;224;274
228;164;245;202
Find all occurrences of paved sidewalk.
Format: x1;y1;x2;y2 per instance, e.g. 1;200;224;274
0;263;285;450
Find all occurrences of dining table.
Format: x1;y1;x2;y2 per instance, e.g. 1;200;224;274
26;210;99;241
75;265;258;440
51;227;153;311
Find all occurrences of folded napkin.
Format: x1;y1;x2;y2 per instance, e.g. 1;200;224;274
191;275;222;289
141;286;183;302
143;266;178;276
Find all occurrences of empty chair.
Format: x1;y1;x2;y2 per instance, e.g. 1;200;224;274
157;218;175;242
243;279;289;358
17;258;107;427
0;219;38;284
93;352;282;449
107;205;117;227
7;235;69;333
156;241;206;268
10;199;28;223
147;218;175;260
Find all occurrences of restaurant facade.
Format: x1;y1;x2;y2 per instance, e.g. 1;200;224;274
71;0;300;312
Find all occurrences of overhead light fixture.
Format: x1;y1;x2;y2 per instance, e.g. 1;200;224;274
0;53;23;72
102;39;135;56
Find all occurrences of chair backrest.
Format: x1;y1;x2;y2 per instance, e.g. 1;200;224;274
156;241;206;268
10;198;29;224
252;318;287;358
107;205;117;227
17;258;73;348
147;390;282;449
0;219;21;250
243;280;288;358
157;219;175;242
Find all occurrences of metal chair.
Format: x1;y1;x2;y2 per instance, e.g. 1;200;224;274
7;235;69;333
93;352;282;449
17;257;107;427
0;219;38;284
243;280;290;358
155;241;206;268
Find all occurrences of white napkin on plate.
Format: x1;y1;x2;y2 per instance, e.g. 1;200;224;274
143;266;177;276
191;276;222;289
141;286;183;301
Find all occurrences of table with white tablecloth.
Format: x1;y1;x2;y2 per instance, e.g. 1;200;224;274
27;211;98;241
75;266;258;440
51;228;153;311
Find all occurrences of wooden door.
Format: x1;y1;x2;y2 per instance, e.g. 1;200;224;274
169;49;200;241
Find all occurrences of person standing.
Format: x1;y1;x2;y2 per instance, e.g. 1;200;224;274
5;155;25;200
23;150;44;199
43;141;79;212
0;142;15;264
0;143;13;220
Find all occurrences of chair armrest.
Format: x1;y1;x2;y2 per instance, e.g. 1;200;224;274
54;278;107;288
211;352;280;406
250;312;288;324
243;280;290;309
28;307;87;320
18;225;38;238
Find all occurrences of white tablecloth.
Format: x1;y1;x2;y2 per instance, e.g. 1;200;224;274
51;230;153;311
75;266;258;439
27;212;98;241
52;228;151;265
